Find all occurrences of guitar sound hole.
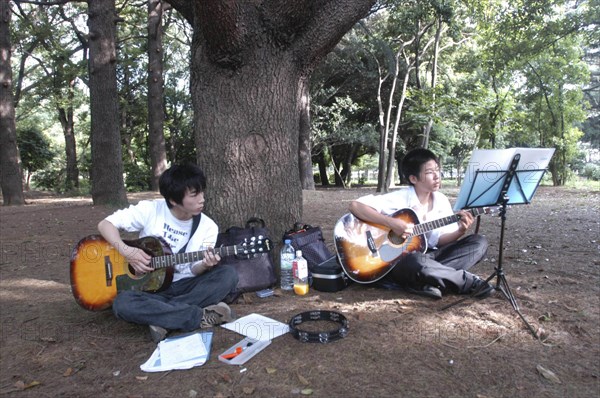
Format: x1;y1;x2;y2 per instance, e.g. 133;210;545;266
388;231;405;245
128;264;141;276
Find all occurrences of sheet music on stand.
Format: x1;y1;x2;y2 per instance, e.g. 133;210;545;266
454;148;555;211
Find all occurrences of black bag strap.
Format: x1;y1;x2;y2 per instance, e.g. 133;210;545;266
178;213;202;253
285;222;314;237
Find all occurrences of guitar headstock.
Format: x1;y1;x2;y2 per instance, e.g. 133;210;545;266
235;236;272;258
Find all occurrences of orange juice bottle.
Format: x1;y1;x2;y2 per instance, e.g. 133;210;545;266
292;250;309;295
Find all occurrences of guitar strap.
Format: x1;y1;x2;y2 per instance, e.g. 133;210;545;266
178;214;202;254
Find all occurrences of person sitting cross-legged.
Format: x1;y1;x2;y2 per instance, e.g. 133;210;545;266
97;163;239;342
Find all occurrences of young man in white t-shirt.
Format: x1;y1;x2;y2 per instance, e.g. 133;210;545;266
98;164;238;342
349;148;493;299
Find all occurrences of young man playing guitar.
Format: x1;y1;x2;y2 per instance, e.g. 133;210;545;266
97;164;238;342
347;148;494;299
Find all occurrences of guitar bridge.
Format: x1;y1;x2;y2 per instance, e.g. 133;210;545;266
104;256;113;287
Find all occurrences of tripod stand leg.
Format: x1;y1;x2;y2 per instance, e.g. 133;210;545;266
493;269;539;339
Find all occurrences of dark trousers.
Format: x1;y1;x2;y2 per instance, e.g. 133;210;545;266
388;234;488;294
112;264;238;331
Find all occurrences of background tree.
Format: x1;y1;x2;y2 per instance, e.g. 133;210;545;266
10;3;88;193
310;32;379;187
88;0;127;206
147;0;167;190
0;0;25;205
17;127;54;190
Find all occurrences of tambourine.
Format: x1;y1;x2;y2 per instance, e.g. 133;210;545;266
288;310;349;343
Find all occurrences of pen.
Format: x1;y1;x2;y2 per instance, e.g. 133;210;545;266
220;346;243;360
220;342;254;360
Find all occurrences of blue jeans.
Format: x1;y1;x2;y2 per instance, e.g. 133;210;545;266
387;234;488;294
112;264;238;331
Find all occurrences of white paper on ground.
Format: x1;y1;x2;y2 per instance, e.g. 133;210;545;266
140;331;213;372
221;313;289;341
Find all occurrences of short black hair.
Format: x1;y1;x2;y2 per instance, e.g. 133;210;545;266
401;148;439;185
159;164;207;208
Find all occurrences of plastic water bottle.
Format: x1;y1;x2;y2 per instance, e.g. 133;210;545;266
293;250;309;295
280;239;295;290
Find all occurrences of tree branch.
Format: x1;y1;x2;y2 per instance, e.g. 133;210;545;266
291;0;377;73
163;0;193;24
14;0;85;5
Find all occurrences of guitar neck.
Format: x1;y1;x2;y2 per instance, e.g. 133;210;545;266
150;245;238;270
411;207;486;237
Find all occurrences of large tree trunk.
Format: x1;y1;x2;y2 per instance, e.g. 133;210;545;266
0;0;25;205
148;0;168;190
57;79;79;191
168;0;376;241
192;49;304;233
88;0;128;206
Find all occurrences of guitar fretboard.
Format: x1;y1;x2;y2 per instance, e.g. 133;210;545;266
411;207;487;237
149;244;242;269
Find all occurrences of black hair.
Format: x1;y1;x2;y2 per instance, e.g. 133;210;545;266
401;148;439;186
159;164;207;208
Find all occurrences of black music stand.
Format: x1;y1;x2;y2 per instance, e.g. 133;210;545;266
442;148;555;339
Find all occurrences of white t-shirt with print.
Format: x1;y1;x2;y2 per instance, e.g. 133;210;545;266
355;186;458;249
104;199;219;282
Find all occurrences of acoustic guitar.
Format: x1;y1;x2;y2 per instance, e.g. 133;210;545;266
70;234;271;311
334;207;496;284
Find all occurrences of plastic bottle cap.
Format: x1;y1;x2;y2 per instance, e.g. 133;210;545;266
296;250;302;256
285;239;291;244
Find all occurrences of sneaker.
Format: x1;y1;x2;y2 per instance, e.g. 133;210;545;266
201;302;235;328
406;284;443;300
469;277;495;298
149;325;167;343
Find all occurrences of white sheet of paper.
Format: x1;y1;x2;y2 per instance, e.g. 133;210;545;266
158;332;207;366
221;313;289;341
140;331;212;373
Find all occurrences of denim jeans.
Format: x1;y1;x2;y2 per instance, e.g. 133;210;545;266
388;234;488;293
112;264;238;331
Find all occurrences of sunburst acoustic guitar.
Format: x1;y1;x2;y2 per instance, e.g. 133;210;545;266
70;234;271;311
334;207;496;284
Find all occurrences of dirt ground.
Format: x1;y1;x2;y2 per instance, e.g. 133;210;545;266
0;185;598;398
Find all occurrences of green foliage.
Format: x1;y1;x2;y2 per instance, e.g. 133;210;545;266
17;127;55;178
581;163;600;181
124;161;152;192
33;165;67;192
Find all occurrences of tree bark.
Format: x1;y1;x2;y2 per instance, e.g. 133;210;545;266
148;0;168;190
167;0;376;240
0;0;25;205
88;0;128;206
